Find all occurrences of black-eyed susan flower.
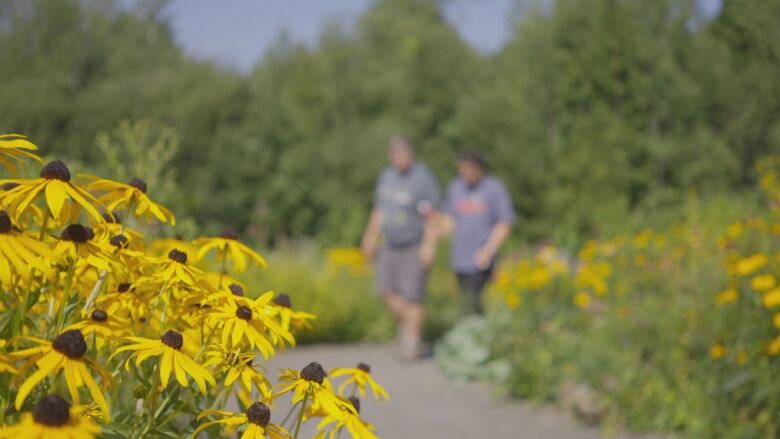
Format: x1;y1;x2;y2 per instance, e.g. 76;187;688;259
86;177;175;225
193;402;290;439
11;330;111;422
112;329;215;393
207;293;294;358
54;224;118;272
153;249;204;286
95;282;152;323
0;211;56;287
275;362;354;421
0;134;42;175
66;309;130;341
272;293;316;333
0;160;104;224
194;228;266;273
0;394;100;439
203;346;272;404
314;396;378;439
330;363;389;401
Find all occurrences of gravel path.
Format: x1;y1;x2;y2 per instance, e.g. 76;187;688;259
264;344;651;439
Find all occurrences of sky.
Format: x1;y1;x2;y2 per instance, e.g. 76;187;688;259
163;0;723;74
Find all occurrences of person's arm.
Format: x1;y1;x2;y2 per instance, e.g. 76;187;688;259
474;179;516;269
361;208;383;259
474;221;512;269
417;168;442;268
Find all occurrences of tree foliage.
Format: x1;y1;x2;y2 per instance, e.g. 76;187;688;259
1;0;778;246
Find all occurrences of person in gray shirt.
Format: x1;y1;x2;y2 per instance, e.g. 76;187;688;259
361;135;440;360
441;150;515;314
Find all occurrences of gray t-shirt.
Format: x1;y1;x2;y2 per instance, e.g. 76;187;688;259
375;163;440;248
444;175;516;273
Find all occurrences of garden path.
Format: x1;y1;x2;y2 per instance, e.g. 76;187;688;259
265;344;653;439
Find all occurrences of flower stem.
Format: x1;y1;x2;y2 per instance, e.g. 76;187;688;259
292;389;311;439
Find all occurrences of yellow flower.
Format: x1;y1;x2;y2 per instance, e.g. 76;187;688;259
733;253;767;276
203;347;272;404
715;288;738;305
53;224;118;272
112;330;215;393
573;292;592;309
207;292;294;357
11;330;111;422
710;343;726;359
85;177;175;225
751;274;776;292
194;229;266;273
65;309;130;341
330;363;389;401
763;289;780;308
0;211;56;287
767;336;780;356
0;395;100;439
0;160;104;224
193;403;289;439
275;363;355;421
315;396;377;439
272;293;316;333
0;134;42;175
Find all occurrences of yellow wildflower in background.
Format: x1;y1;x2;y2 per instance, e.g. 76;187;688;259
750;274;776;292
710;343;726;359
763;289;780;308
715;288;738;305
767;336;780;356
573;292;592;309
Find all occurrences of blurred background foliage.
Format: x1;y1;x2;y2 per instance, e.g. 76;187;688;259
2;0;779;248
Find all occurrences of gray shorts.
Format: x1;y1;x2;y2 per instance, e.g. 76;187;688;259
375;243;428;303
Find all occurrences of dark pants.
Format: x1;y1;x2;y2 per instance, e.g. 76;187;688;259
456;269;492;315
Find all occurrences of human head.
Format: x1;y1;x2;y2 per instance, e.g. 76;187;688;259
388;135;415;173
458;150;486;186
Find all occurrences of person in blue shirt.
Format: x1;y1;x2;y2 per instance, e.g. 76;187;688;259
361;135;440;359
441;150;515;314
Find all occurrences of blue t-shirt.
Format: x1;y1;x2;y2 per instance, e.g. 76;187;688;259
444;175;516;273
375;163;440;248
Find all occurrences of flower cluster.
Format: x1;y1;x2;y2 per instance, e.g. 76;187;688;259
0;135;387;438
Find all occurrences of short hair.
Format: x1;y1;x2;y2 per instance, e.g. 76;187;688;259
389;135;413;151
459;149;486;169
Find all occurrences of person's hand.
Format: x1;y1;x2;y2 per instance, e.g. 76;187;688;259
418;243;435;268
474;246;494;270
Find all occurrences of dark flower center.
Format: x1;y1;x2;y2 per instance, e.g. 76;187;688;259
84;227;95;240
228;284;244;296
61;224;90;243
357;363;371;374
128;177;147;193
91;309;108;322
52;330;87;359
102;211;120;224
1;182;19;191
0;211;12;234
32;395;70;427
110;234;129;249
348;396;361;414
245;402;271;426
273;293;292;308
40;160;71;182
168;249;188;264
236;305;253;321
117;282;131;293
220;227;238;240
161;330;183;350
300;362;326;384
